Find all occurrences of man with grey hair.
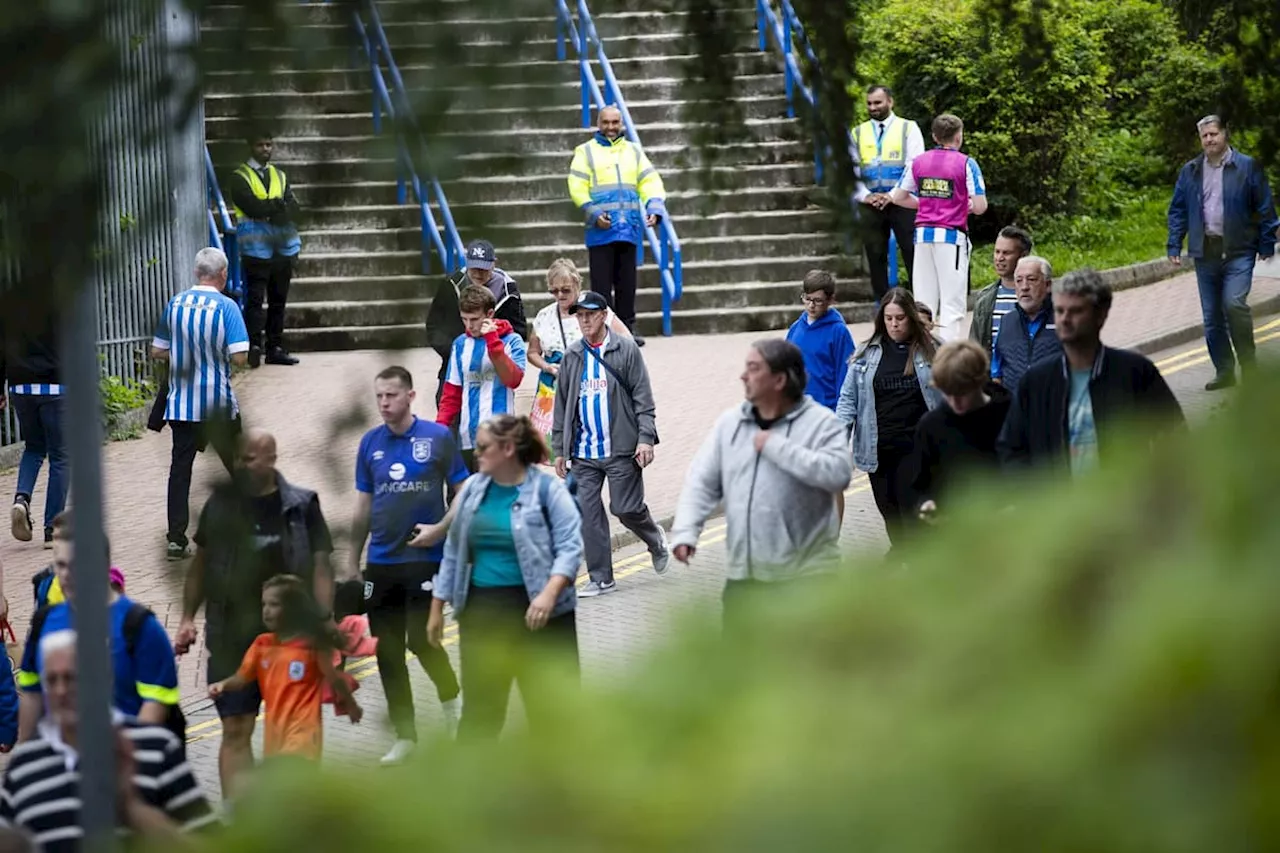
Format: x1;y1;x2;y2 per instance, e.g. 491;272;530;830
999;269;1183;473
0;630;216;848
151;247;250;561
1167;115;1278;390
671;340;853;622
991;254;1060;394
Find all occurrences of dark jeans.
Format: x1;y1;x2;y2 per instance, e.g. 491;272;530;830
365;561;460;742
167;417;240;547
861;202;917;301
588;241;639;329
1194;245;1255;376
868;446;913;548
242;254;295;352
457;585;579;740
12;394;69;529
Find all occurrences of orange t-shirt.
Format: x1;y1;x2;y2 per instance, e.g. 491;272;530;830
237;633;325;759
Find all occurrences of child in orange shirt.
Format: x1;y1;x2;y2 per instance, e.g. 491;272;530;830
209;574;362;760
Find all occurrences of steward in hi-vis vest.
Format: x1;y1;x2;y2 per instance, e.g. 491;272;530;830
229;129;302;367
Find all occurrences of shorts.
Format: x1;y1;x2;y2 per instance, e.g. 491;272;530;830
207;640;263;719
363;561;441;617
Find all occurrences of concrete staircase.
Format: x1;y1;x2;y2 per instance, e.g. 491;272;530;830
202;0;866;350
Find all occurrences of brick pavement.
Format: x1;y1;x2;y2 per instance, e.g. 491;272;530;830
0;266;1275;796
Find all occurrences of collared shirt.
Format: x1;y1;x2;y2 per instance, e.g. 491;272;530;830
574;333;613;460
152;284;249;422
1201;147;1234;237
852;112;926;202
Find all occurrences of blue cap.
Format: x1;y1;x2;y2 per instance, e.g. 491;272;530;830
464;239;496;271
568;291;611;314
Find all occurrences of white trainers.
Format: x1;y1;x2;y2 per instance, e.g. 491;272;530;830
441;696;462;738
11;499;32;543
579;580;618;598
380;738;417;766
651;528;671;576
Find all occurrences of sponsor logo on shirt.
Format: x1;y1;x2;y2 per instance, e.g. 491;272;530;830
389;463;406;481
375;480;436;495
919;177;955;199
580;377;607;393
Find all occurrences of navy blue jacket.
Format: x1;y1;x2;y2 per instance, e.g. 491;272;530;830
0;653;19;747
992;300;1062;396
1166;150;1279;260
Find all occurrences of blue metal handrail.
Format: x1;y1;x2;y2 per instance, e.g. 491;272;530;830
755;0;901;285
351;0;465;275
553;0;684;337
204;145;244;305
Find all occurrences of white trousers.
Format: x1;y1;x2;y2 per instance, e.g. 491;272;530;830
911;237;971;342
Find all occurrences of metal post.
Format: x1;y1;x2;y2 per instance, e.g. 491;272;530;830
783;15;794;118
756;0;766;51
62;279;116;850
888;231;899;286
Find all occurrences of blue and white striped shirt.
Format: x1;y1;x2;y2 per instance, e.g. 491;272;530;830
445;331;528;450
151;286;249;422
574;336;613;460
7;384;64;396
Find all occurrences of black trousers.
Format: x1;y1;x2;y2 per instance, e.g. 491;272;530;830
861;203;917;301
868;446;914;548
588;241;638;329
167;418;240;546
365;561;460;742
242;254;295;352
457;585;579;740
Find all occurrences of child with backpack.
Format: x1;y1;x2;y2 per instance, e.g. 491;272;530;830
209;574;362;760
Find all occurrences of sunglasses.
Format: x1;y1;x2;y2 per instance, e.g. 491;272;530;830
548;287;575;296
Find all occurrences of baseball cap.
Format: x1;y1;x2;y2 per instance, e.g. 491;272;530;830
568;291;611;314
464;239;496;271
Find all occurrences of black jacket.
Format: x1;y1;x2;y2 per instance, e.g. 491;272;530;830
998;346;1184;470
907;382;1012;509
0;312;61;389
424;268;527;359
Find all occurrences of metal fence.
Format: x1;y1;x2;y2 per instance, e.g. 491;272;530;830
1;0;204;448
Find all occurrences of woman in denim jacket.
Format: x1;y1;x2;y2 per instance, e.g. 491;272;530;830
427;415;583;739
836;288;943;548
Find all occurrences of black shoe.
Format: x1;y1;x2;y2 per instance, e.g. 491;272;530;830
265;348;299;366
633;334;646;347
247;346;262;369
43;527;53;550
1204;373;1236;391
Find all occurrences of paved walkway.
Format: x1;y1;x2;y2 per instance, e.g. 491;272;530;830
0;264;1275;792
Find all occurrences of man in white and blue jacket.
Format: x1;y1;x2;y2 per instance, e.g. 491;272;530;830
1167;115;1278;391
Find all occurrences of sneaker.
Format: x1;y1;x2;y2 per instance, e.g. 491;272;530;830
10;498;32;542
166;541;192;562
579;580;617;598
651;528;671;576
441;696;462;738
380;738;417;766
43;527;53;550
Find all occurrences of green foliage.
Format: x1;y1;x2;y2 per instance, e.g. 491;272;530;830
98;357;153;441
200;372;1280;851
969;188;1171;283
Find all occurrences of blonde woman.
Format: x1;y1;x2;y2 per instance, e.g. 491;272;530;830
527;258;629;443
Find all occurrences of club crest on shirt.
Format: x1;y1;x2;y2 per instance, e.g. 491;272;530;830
412;438;433;463
288;660;305;681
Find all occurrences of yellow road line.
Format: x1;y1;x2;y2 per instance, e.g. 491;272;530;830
184;477;873;744
1154;317;1280;371
1162;329;1280;377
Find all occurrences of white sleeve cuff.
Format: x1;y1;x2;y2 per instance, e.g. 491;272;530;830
227;342;250;354
151;338;171;350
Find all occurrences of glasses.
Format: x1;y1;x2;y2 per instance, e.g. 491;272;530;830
548;287;575;296
800;293;832;306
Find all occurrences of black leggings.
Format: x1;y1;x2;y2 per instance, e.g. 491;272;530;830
868;447;914;548
365;561;461;742
457;585;579;740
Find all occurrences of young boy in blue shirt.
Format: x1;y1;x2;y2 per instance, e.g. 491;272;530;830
785;269;855;410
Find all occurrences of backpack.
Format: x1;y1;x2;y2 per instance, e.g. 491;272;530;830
30;566;55;610
536;471;582;557
27;602;187;746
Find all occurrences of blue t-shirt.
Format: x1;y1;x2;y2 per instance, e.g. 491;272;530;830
356;417;469;564
1068;368;1098;476
19;596;180;716
468;483;524;588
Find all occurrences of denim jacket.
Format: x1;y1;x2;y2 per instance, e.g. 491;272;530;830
435;466;583;618
835;338;943;472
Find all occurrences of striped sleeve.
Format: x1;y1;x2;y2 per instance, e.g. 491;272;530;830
967;157;986;196
152;298;174;350
149;732;218;832
222;298;250;354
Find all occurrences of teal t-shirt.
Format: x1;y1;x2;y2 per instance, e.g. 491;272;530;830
1068;368;1098;476
469;483;524;588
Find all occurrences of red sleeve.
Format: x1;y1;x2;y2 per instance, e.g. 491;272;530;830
436;381;462;427
485;333;525;389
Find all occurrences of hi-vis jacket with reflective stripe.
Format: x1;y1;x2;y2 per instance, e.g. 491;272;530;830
568;132;668;249
232;162;302;260
853;118;910;193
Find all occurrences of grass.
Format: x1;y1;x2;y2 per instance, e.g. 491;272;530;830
966;188;1173;287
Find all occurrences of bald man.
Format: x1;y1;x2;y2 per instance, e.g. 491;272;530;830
567;104;668;344
174;428;334;799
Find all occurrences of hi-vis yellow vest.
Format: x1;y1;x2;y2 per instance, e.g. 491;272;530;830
232;163;300;259
853;118;909;193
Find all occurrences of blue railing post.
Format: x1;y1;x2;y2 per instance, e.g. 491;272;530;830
782;12;795;118
888;232;899;286
756;0;767;51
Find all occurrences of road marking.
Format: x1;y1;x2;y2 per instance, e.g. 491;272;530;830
1154;317;1280;371
1161;329;1280;377
184;479;873;745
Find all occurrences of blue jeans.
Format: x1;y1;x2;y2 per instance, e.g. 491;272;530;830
1194;252;1256;376
11;394;69;529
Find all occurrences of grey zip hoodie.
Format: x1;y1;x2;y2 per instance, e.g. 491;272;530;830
671;396;853;582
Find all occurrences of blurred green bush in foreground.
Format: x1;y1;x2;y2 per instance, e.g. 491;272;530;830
213;372;1280;851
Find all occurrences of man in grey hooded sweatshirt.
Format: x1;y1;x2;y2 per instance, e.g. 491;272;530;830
671;340;853;619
